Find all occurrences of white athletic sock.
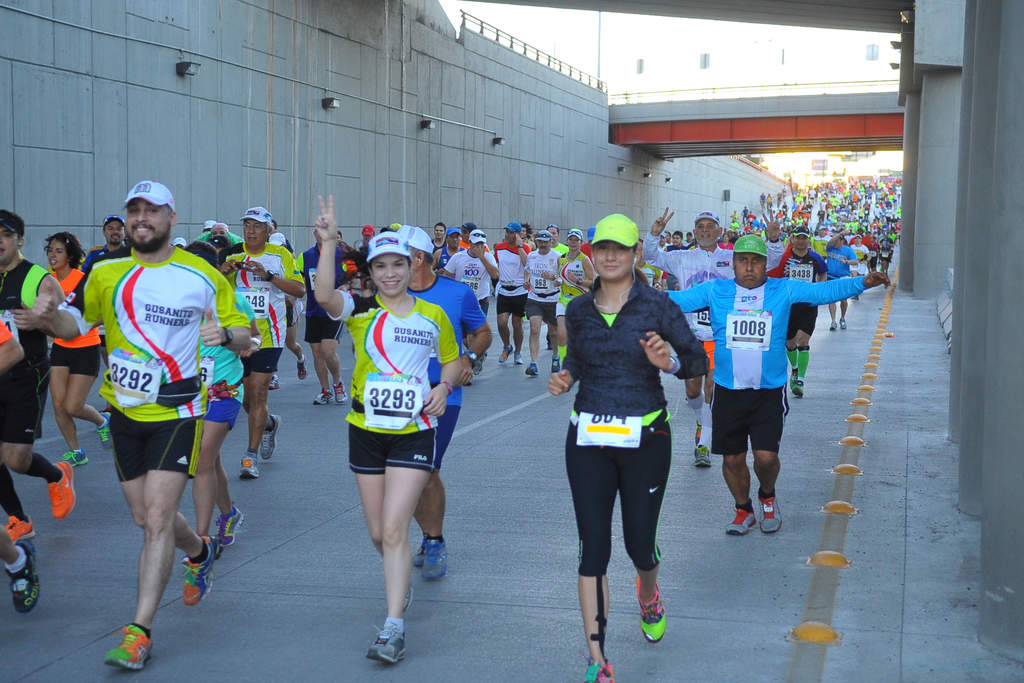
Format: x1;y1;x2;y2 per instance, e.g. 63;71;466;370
686;395;704;423
4;545;26;573
699;402;713;449
385;616;405;632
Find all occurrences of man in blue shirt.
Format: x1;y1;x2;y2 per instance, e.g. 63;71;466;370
403;226;491;580
296;227;352;405
82;215;125;275
825;234;860;330
668;235;889;536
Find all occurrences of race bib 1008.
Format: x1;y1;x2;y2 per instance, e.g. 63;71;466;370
576;412;642;448
109;349;162;407
725;310;772;351
363;373;424;431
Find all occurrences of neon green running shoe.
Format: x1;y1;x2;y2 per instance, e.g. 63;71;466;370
61;449;88;467
96;411;112;449
636;576;666;643
104;624;151;670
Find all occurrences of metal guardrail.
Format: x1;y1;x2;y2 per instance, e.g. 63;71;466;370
461;11;607;93
608;80;899;105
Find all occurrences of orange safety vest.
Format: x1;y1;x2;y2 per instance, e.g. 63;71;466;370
52;268;101;348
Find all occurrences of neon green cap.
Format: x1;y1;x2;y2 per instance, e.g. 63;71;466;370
592;214;638;248
733;235;767;257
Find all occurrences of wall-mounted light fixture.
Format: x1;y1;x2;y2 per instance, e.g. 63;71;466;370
492;137;505;146
665;177;672;183
176;61;201;76
889;62;900;71
617;165;625;173
321;97;340;110
643;172;652;178
890;41;902;50
420;119;435;130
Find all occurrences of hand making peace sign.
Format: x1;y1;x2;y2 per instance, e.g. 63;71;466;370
650;207;675;236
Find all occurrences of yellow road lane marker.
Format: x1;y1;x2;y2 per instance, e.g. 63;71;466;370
787;272;898;681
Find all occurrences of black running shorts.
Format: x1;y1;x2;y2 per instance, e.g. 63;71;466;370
497;293;527;318
49;344;101;377
711;385;789;455
304;316;342;344
786;304;818;339
109;411;202;482
0;365;49;444
348;423;436;474
242;347;283;376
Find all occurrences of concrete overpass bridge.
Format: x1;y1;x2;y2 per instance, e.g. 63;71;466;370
608;85;903;157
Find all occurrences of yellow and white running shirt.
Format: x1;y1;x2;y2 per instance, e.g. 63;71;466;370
224;244;302;347
329;294;459;434
83;250;249;422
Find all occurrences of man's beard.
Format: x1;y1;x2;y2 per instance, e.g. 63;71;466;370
131;227;170;253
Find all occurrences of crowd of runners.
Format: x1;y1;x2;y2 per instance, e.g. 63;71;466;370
0;174;898;680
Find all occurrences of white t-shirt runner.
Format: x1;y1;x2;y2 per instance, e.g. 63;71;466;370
493;242;530;296
443;249;497;300
525;250;561;302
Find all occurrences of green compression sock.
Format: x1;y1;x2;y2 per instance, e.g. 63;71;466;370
786;348;798;370
797;349;810;378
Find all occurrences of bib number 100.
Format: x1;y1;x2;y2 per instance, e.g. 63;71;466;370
367;386;418;411
731;318;767;337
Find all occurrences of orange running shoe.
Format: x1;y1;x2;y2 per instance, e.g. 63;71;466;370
5;515;34;541
48;461;76;519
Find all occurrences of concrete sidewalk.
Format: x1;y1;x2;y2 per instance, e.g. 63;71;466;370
3;283;1022;682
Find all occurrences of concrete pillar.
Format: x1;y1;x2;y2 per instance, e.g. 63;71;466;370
957;0;996;517
898;93;920;293
912;71;961;299
948;0;974;447
980;0;1024;661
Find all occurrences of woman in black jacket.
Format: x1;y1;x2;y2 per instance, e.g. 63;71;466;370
549;213;707;683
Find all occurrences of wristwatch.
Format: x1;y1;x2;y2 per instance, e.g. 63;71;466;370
465;351;479;363
220;327;234;347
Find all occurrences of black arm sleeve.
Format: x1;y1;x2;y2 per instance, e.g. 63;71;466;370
562;300;581;381
657;292;709;380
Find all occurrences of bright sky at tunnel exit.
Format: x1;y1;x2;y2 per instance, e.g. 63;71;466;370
439;1;905;180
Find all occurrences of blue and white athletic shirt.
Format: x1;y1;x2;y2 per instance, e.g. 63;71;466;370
668;276;867;390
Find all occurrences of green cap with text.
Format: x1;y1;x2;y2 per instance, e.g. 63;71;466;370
733;234;767;257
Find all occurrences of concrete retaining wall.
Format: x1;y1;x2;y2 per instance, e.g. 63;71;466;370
0;0;786;260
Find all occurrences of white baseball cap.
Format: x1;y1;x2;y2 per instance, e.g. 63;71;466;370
241;206;273;225
268;232;287;246
203;220;217;231
171;237;188;248
398;225;434;254
367;232;410;262
469;229;488;244
124;180;175;210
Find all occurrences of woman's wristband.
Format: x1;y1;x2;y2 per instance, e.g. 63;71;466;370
662;356;681;375
441;380;453;394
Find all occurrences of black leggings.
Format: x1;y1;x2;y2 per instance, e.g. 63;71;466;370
566;412;672;577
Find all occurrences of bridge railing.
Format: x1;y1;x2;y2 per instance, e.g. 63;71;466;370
608;80;899;105
461;11;607;93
